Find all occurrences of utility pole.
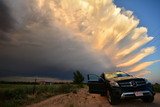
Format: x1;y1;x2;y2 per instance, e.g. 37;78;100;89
33;77;37;95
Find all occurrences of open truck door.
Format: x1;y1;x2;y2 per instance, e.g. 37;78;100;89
87;74;106;94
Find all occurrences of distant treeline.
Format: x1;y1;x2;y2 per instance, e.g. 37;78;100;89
0;81;38;85
0;81;72;85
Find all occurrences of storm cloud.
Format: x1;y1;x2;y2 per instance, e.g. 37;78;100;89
0;0;158;80
0;0;14;41
0;0;114;79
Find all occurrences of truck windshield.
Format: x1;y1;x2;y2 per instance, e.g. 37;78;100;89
105;72;131;79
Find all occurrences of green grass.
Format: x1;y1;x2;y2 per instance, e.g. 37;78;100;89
0;83;83;107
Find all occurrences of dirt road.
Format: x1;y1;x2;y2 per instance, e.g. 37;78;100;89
27;88;160;107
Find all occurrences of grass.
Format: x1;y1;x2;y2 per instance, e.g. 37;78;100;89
0;83;83;107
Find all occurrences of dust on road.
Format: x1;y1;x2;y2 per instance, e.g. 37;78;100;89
27;88;160;107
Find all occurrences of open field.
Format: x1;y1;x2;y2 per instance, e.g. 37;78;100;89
0;83;83;107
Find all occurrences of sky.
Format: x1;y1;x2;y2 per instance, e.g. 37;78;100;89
114;0;160;82
0;0;159;82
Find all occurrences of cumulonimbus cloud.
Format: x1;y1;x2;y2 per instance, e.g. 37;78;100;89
0;0;159;79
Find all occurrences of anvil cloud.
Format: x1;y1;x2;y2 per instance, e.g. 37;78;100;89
0;0;159;79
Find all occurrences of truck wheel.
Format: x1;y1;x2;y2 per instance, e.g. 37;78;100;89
142;96;154;103
106;90;120;105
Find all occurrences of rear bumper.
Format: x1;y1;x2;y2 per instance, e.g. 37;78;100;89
121;90;153;99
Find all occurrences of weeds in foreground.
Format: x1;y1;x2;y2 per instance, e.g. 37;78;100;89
0;83;83;107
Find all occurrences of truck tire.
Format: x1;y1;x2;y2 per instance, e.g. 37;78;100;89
142;96;154;103
106;90;120;105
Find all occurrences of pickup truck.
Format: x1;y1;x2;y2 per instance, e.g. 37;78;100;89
87;71;155;105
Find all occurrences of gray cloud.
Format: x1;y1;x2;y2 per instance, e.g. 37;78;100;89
0;0;14;42
0;0;114;79
0;25;111;79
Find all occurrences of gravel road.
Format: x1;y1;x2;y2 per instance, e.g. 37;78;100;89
27;88;160;107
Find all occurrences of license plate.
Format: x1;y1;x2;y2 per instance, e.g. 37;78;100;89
135;92;143;96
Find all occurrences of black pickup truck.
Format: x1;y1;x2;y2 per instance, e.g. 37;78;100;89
87;71;155;105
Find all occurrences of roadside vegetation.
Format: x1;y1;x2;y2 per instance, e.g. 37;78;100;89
153;83;160;93
0;82;84;107
0;71;85;107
